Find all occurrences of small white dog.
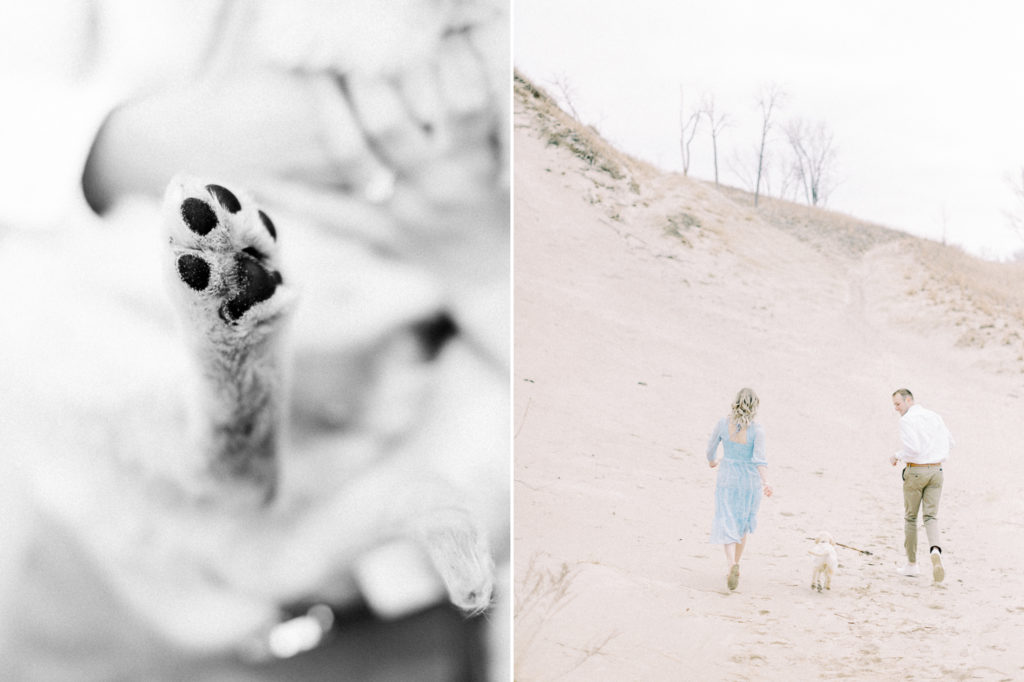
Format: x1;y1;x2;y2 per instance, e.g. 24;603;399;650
0;175;506;677
809;532;838;592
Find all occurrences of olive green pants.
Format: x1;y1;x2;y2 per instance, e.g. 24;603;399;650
903;465;943;564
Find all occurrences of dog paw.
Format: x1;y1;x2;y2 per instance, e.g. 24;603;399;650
415;509;495;615
164;175;292;336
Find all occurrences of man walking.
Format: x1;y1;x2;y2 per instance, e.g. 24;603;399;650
890;388;954;582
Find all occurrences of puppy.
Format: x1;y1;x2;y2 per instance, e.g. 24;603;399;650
809;532;838;592
0;176;506;677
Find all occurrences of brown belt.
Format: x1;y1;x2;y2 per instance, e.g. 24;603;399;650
906;462;941;467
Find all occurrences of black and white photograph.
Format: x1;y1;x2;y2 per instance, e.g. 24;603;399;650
0;1;509;679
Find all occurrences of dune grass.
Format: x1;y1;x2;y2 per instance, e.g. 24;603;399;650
515;70;1024;353
515;71;654;193
514;554;578;673
916;241;1024;326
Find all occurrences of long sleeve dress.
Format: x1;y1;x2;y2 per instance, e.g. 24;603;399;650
706;417;767;544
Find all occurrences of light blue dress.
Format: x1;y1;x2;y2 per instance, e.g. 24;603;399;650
706;417;767;544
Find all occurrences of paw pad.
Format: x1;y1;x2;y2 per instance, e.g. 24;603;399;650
181;198;218;236
258;210;277;241
177;254;211;291
220;252;279;322
206;184;241;213
169;178;288;327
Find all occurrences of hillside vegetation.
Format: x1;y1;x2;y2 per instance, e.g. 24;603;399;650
514;70;1024;371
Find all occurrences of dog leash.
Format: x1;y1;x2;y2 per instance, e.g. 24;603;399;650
835;541;872;555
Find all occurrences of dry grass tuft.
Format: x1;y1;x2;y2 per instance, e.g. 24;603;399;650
514;554;579;672
719;186;905;257
663;212;702;247
916;241;1024;329
515;71;657;191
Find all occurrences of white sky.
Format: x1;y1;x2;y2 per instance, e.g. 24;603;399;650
514;0;1024;260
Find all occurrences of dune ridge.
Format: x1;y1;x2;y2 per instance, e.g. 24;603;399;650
514;73;1024;681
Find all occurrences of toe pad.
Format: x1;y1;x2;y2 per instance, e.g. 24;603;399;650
181;198;218;236
177;254;211;291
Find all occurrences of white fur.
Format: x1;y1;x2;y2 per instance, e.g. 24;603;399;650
0;176;505;677
809;532;838;592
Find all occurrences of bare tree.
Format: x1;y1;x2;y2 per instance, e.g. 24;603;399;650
753;84;785;207
701;93;729;186
727;144;771;196
732;119;802;203
678;86;701;176
783;117;838;206
727;148;757;194
759;150;778;198
549;71;582;121
775;150;802;202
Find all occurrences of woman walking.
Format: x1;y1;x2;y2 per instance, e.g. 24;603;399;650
706;388;773;590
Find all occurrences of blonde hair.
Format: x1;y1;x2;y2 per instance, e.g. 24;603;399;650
730;388;760;431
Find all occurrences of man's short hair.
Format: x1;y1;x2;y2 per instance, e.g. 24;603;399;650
892;388;914;399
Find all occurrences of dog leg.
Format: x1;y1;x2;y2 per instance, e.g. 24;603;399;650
162;175;294;505
219;463;494;615
161;175;492;616
409;505;494;614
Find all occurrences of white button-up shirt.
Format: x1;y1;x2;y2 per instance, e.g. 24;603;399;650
895;404;954;464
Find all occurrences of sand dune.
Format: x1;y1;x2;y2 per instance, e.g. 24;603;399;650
513;76;1024;681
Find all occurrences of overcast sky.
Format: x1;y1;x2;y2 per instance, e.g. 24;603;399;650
515;0;1024;260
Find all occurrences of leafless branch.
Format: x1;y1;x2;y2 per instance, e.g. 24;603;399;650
783;116;838;206
701;93;729;186
678;86;701;176
753;83;786;207
549;71;582;121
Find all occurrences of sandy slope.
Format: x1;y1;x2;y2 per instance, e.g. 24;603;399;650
513;85;1024;681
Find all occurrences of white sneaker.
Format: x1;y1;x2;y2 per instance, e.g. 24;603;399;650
897;562;921;576
931;551;945;583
